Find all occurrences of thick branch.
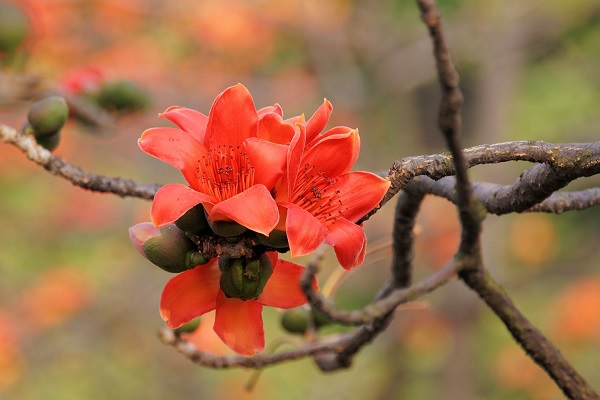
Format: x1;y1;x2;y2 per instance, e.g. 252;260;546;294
460;267;599;400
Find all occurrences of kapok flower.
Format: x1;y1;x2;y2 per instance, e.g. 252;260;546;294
139;84;293;235
159;253;317;356
275;101;390;270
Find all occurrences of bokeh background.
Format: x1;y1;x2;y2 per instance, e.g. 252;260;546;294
1;0;600;399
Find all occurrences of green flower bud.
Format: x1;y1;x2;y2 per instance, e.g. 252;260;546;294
96;80;149;113
254;229;289;249
27;96;69;137
0;3;29;54
29;125;61;151
280;307;331;335
175;204;209;234
280;308;310;334
142;224;198;273
207;218;248;238
218;254;273;301
174;317;201;334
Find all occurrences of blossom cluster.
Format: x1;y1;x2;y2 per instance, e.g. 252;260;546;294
129;84;389;356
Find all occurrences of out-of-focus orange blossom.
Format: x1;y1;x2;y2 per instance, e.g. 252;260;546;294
397;310;453;355
551;276;600;342
494;345;561;399
19;267;93;330
508;213;557;268
0;311;22;390
180;312;231;357
415;196;461;269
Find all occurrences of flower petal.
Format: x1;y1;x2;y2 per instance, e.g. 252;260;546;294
208;185;279;235
205;84;258;148
244;137;288;189
257;103;283;117
325;218;367;270
159;260;221;329
305;99;332;144
257;113;296;145
152;184;216;227
302;128;359;178
258;259;317;308
160;106;208;143
139;127;208;185
214;291;265;356
286;124;306;195
128;222;160;258
282;203;328;258
329;171;390;223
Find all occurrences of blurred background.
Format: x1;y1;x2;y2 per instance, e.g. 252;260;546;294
1;0;600;399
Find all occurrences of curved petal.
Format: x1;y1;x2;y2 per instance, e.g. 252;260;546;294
257;113;296;145
282;203;328;258
305;99;332;144
160;106;208;143
302;128;360;178
244;138;288;189
139;127;208;186
208;185;279;235
214;291;265;356
257;103;282;117
325;218;367;270
205;84;258;148
152;184;216;227
328;172;391;223
286;124;306;195
258;259;318;308
129;222;160;258
159;260;221;329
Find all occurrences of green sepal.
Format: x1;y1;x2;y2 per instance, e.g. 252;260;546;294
174;318;201;334
254;229;289;249
175;204;209;234
207;217;248;238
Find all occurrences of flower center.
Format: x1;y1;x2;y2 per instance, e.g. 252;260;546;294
197;144;255;202
290;163;347;225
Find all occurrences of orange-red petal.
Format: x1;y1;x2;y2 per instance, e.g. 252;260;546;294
159;261;221;329
244;138;288;189
302;128;359;178
325;218;367;270
151;184;216;227
257;113;296;145
160;106;208;143
258;259;317;308
205;84;258;148
282;203;328;258
139;127;208;186
329;171;390;223
257;103;283;117
214;291;265;356
305;99;332;144
208;184;279;236
285;124;306;194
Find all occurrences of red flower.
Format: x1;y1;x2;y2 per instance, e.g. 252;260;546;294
139;84;292;235
275;101;390;269
160;253;317;356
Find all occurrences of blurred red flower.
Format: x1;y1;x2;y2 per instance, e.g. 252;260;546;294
160;253;317;356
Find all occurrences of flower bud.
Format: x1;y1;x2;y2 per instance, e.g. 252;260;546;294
218;254;273;301
280;308;310;334
33;128;61;151
0;3;29;54
280;307;331;335
27;96;69;137
129;223;199;273
254;230;289;249
175;204;209;234
96;80;149;113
